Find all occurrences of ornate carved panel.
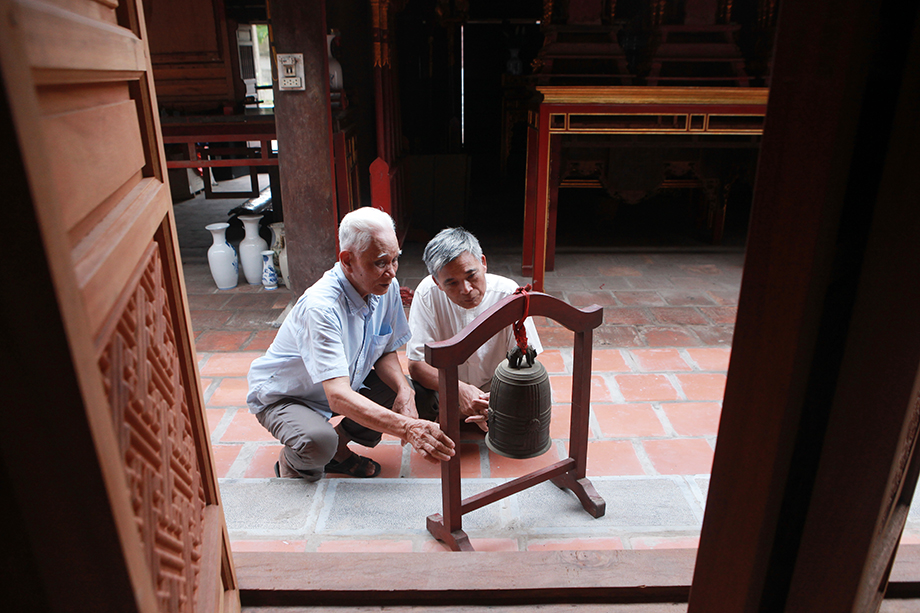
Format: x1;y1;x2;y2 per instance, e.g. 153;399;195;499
98;243;204;613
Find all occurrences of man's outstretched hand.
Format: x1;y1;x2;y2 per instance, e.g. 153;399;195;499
403;419;455;461
459;383;490;431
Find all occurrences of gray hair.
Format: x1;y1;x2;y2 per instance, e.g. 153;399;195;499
422;227;483;278
338;207;396;253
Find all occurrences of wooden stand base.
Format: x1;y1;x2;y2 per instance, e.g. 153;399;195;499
551;472;607;519
426;514;475;551
426;468;607;551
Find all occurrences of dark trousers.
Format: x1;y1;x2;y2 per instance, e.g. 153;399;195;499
412;379;440;422
256;370;398;478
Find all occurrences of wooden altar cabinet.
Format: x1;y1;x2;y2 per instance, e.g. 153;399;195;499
522;86;769;291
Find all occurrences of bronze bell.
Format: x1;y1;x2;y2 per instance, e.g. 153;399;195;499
485;345;553;459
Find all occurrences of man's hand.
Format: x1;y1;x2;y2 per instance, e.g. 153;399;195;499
403;419;455;461
458;381;489;418
391;385;418;420
459;383;490;431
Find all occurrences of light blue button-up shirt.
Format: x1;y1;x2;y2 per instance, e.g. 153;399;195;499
247;263;410;418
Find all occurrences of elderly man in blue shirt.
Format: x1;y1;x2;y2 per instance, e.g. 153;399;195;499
247;207;455;480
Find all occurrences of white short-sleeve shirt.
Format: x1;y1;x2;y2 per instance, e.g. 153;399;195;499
406;273;542;389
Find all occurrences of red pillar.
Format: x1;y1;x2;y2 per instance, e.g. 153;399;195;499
532;107;552;292
521;114;539;276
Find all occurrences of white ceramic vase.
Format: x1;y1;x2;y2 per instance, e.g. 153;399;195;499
238;215;268;285
279;244;289;288
205;222;238;290
269;222;288;286
261;250;278;290
327;34;344;90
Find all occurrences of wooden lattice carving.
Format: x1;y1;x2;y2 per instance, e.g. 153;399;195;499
98;244;204;613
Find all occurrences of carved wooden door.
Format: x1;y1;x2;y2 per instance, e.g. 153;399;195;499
0;0;238;611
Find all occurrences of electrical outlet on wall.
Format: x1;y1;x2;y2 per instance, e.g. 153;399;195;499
276;53;305;91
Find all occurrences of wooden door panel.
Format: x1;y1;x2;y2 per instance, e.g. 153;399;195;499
37;81;128;114
21;1;144;73
0;0;238;611
46;99;147;229
76;178;171;333
41;0;120;25
98;242;206;612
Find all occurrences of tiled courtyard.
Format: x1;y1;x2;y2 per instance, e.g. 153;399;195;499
184;235;738;553
175;182;920;555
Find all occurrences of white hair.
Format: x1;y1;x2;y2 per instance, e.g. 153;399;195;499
338;207;396;253
422;227;483;278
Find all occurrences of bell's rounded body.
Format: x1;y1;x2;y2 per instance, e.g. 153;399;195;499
485;356;552;459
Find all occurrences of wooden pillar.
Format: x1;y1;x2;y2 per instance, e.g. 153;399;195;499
272;0;338;295
689;0;920;610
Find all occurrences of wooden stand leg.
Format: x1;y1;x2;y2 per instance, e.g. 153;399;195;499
267;167;283;219
551;472;606;518
426;514;474;551
427;366;476;551
249;166;260;197
203;167;214;198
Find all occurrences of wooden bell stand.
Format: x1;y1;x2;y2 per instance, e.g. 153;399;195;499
424;291;606;551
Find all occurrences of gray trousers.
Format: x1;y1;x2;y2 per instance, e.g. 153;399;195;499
255;371;398;478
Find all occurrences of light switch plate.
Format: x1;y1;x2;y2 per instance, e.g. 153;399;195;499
276;53;305;91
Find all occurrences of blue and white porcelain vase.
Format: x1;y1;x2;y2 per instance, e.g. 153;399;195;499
261;250;278;290
205;222;238;290
238;215;268;285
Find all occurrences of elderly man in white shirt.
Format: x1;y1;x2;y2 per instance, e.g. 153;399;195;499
406;228;542;429
247;208;454;480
